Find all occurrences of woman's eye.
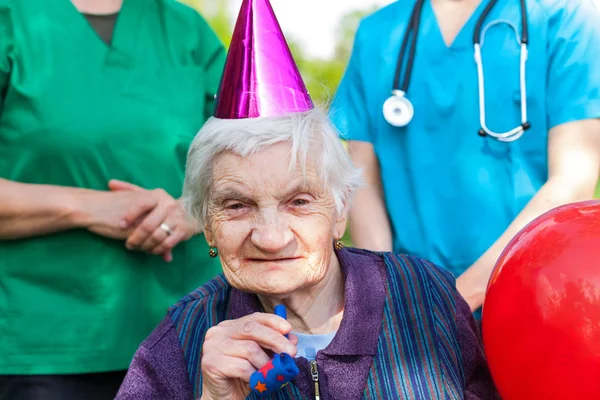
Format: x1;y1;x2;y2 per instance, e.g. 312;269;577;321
227;203;246;211
291;198;310;207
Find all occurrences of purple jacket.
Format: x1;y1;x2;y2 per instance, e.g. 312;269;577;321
116;248;499;399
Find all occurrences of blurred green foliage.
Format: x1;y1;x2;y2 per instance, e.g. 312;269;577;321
288;7;378;107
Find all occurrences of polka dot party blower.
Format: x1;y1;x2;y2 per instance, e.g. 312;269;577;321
250;305;299;396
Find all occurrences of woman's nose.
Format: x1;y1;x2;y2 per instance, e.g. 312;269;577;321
250;210;294;253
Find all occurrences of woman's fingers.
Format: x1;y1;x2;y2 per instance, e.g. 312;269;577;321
288;332;299;346
200;313;297;399
120;187;195;259
151;227;187;257
226;316;296;356
108;179;143;192
162;249;173;263
238;312;293;334
139;223;171;252
221;340;272;370
118;195;157;230
126;205;168;250
202;353;256;384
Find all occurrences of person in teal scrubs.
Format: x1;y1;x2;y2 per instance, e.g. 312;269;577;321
331;0;600;315
0;0;225;398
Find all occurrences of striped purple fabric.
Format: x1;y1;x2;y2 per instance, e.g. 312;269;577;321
363;253;464;399
169;250;466;399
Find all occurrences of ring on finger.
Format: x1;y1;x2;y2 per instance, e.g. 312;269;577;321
159;222;173;236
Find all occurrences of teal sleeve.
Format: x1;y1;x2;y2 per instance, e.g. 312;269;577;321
0;3;12;107
546;0;600;129
193;13;226;121
329;23;374;143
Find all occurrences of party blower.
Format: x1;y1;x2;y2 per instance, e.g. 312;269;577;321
249;305;300;396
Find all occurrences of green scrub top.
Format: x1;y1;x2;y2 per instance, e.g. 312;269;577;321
0;0;226;374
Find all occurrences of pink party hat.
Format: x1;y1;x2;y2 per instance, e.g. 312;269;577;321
213;0;314;119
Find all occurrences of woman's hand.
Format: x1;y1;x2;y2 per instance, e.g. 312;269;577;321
108;180;200;262
84;190;159;240
200;313;298;400
0;178;157;240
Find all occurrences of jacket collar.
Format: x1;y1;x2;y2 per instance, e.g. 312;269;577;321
228;247;386;357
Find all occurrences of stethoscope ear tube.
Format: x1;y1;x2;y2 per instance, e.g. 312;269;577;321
385;0;530;142
384;0;425;127
475;32;530;141
392;0;425;95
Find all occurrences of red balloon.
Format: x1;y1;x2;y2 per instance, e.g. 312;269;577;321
482;200;600;400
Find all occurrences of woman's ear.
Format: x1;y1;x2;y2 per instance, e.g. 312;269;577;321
334;203;349;239
204;223;214;246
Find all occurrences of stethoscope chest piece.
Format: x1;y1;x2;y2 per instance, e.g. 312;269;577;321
383;91;414;127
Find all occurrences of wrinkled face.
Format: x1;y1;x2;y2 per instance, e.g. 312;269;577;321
204;142;347;296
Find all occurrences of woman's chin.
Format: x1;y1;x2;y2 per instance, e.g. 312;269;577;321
239;271;317;296
226;259;327;296
250;276;303;296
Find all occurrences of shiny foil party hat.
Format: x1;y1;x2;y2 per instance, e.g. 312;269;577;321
213;0;314;119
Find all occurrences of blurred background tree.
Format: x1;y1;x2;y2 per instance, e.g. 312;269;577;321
288;7;377;106
180;0;234;45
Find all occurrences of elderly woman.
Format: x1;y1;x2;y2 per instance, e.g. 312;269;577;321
117;1;498;399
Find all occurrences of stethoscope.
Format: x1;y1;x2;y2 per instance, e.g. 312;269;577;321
383;0;530;142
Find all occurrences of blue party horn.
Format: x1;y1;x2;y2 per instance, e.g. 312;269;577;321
274;304;288;338
249;305;299;396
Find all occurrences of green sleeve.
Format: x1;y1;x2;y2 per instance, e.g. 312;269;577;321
0;3;13;106
193;13;226;121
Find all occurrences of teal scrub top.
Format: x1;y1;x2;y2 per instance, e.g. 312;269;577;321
0;0;225;374
331;0;600;279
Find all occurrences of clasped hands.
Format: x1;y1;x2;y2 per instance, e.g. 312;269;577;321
85;179;201;262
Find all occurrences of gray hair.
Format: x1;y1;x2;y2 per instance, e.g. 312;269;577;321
182;107;364;226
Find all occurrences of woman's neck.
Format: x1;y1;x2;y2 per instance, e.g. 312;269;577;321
258;256;346;335
70;0;123;14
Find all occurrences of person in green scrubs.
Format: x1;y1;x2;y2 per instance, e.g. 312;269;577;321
0;0;225;398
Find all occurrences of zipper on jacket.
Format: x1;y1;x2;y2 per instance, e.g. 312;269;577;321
310;360;320;400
